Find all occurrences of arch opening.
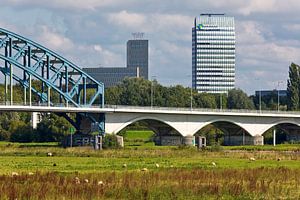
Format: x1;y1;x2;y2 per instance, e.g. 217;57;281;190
116;119;182;147
263;123;300;145
194;121;254;146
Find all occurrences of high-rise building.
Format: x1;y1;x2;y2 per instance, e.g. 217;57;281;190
192;14;235;93
127;39;148;79
83;37;148;87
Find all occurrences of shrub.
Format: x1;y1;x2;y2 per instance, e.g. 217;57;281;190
0;128;10;141
102;134;121;149
10;123;34;143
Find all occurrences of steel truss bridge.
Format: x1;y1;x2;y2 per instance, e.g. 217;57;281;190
1;28;300;145
0;28;105;133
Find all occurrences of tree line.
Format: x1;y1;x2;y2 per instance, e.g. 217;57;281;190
105;77;287;111
0;62;298;143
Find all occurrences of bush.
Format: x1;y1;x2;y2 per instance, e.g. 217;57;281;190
102;134;121;149
0;129;10;141
10;123;34;143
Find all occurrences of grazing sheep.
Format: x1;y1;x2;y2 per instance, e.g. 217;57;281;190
84;179;89;183
75;177;80;184
212;162;216;167
155;163;160;168
11;172;19;177
141;168;148;172
170;165;174;168
123;163;127;168
28;172;34;176
249;157;256;161
97;181;104;186
277;158;281;161
47;152;53;157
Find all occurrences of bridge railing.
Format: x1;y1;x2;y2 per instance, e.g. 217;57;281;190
1;102;300;115
103;104;300;115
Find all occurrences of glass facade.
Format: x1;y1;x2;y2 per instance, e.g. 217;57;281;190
192;14;235;93
83;39;148;88
127;40;148;79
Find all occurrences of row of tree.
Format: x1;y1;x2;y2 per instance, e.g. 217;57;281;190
0;62;297;143
105;77;287;111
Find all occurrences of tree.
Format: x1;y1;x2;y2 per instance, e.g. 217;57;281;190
227;89;255;110
194;93;217;109
287;63;300;111
35;114;72;142
9;121;34;142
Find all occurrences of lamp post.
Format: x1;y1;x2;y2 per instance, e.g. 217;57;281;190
259;90;261;113
255;78;262;113
187;75;193;110
190;86;193;110
151;76;156;108
220;93;222;110
276;81;283;112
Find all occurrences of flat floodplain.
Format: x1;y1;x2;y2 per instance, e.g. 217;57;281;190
0;143;300;199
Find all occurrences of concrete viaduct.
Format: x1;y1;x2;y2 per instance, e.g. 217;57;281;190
2;105;300;145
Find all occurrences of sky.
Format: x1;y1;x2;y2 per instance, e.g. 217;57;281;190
1;0;300;94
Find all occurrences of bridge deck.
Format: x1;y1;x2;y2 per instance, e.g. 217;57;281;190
0;104;300;118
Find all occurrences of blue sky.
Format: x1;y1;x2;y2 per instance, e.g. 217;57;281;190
1;0;300;94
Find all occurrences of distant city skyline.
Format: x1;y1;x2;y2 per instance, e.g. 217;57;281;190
1;1;300;94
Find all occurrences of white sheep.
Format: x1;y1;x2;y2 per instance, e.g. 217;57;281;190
249;157;256;161
98;181;104;186
11;172;19;177
141;168;148;172
212;162;217;167
47;152;53;157
75;177;80;184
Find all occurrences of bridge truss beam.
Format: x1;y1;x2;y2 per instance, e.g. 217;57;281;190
0;28;105;133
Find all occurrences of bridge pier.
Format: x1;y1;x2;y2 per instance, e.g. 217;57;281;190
183;136;195;146
224;135;264;146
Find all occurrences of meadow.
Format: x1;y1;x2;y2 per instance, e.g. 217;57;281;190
0;131;299;199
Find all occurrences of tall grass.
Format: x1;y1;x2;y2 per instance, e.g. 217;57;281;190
0;168;299;199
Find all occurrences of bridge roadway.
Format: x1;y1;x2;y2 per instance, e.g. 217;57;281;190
1;105;300;144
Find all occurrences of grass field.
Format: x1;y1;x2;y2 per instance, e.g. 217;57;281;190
0;131;299;199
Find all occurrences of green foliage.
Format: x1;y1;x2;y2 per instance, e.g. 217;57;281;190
9;122;34;143
194;93;217;108
227;88;255;109
102;134;121;149
287;63;300;110
35;114;72;142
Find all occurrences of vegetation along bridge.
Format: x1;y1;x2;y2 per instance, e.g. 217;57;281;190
1;27;300;146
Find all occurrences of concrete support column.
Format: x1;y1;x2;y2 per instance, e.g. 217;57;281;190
273;129;276;146
253;135;264;145
182;136;195;146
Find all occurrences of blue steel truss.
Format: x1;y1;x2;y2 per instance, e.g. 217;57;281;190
0;28;105;133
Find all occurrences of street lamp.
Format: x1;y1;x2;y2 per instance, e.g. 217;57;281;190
151;76;156;108
220;93;223;110
187;75;193;110
276;81;283;112
255;78;262;113
259;90;262;113
190;86;193;110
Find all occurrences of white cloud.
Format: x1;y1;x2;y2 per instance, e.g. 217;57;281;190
2;0;300;94
2;0;124;10
108;10;146;29
35;26;74;51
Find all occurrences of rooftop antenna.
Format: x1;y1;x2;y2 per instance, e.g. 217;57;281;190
132;32;145;40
